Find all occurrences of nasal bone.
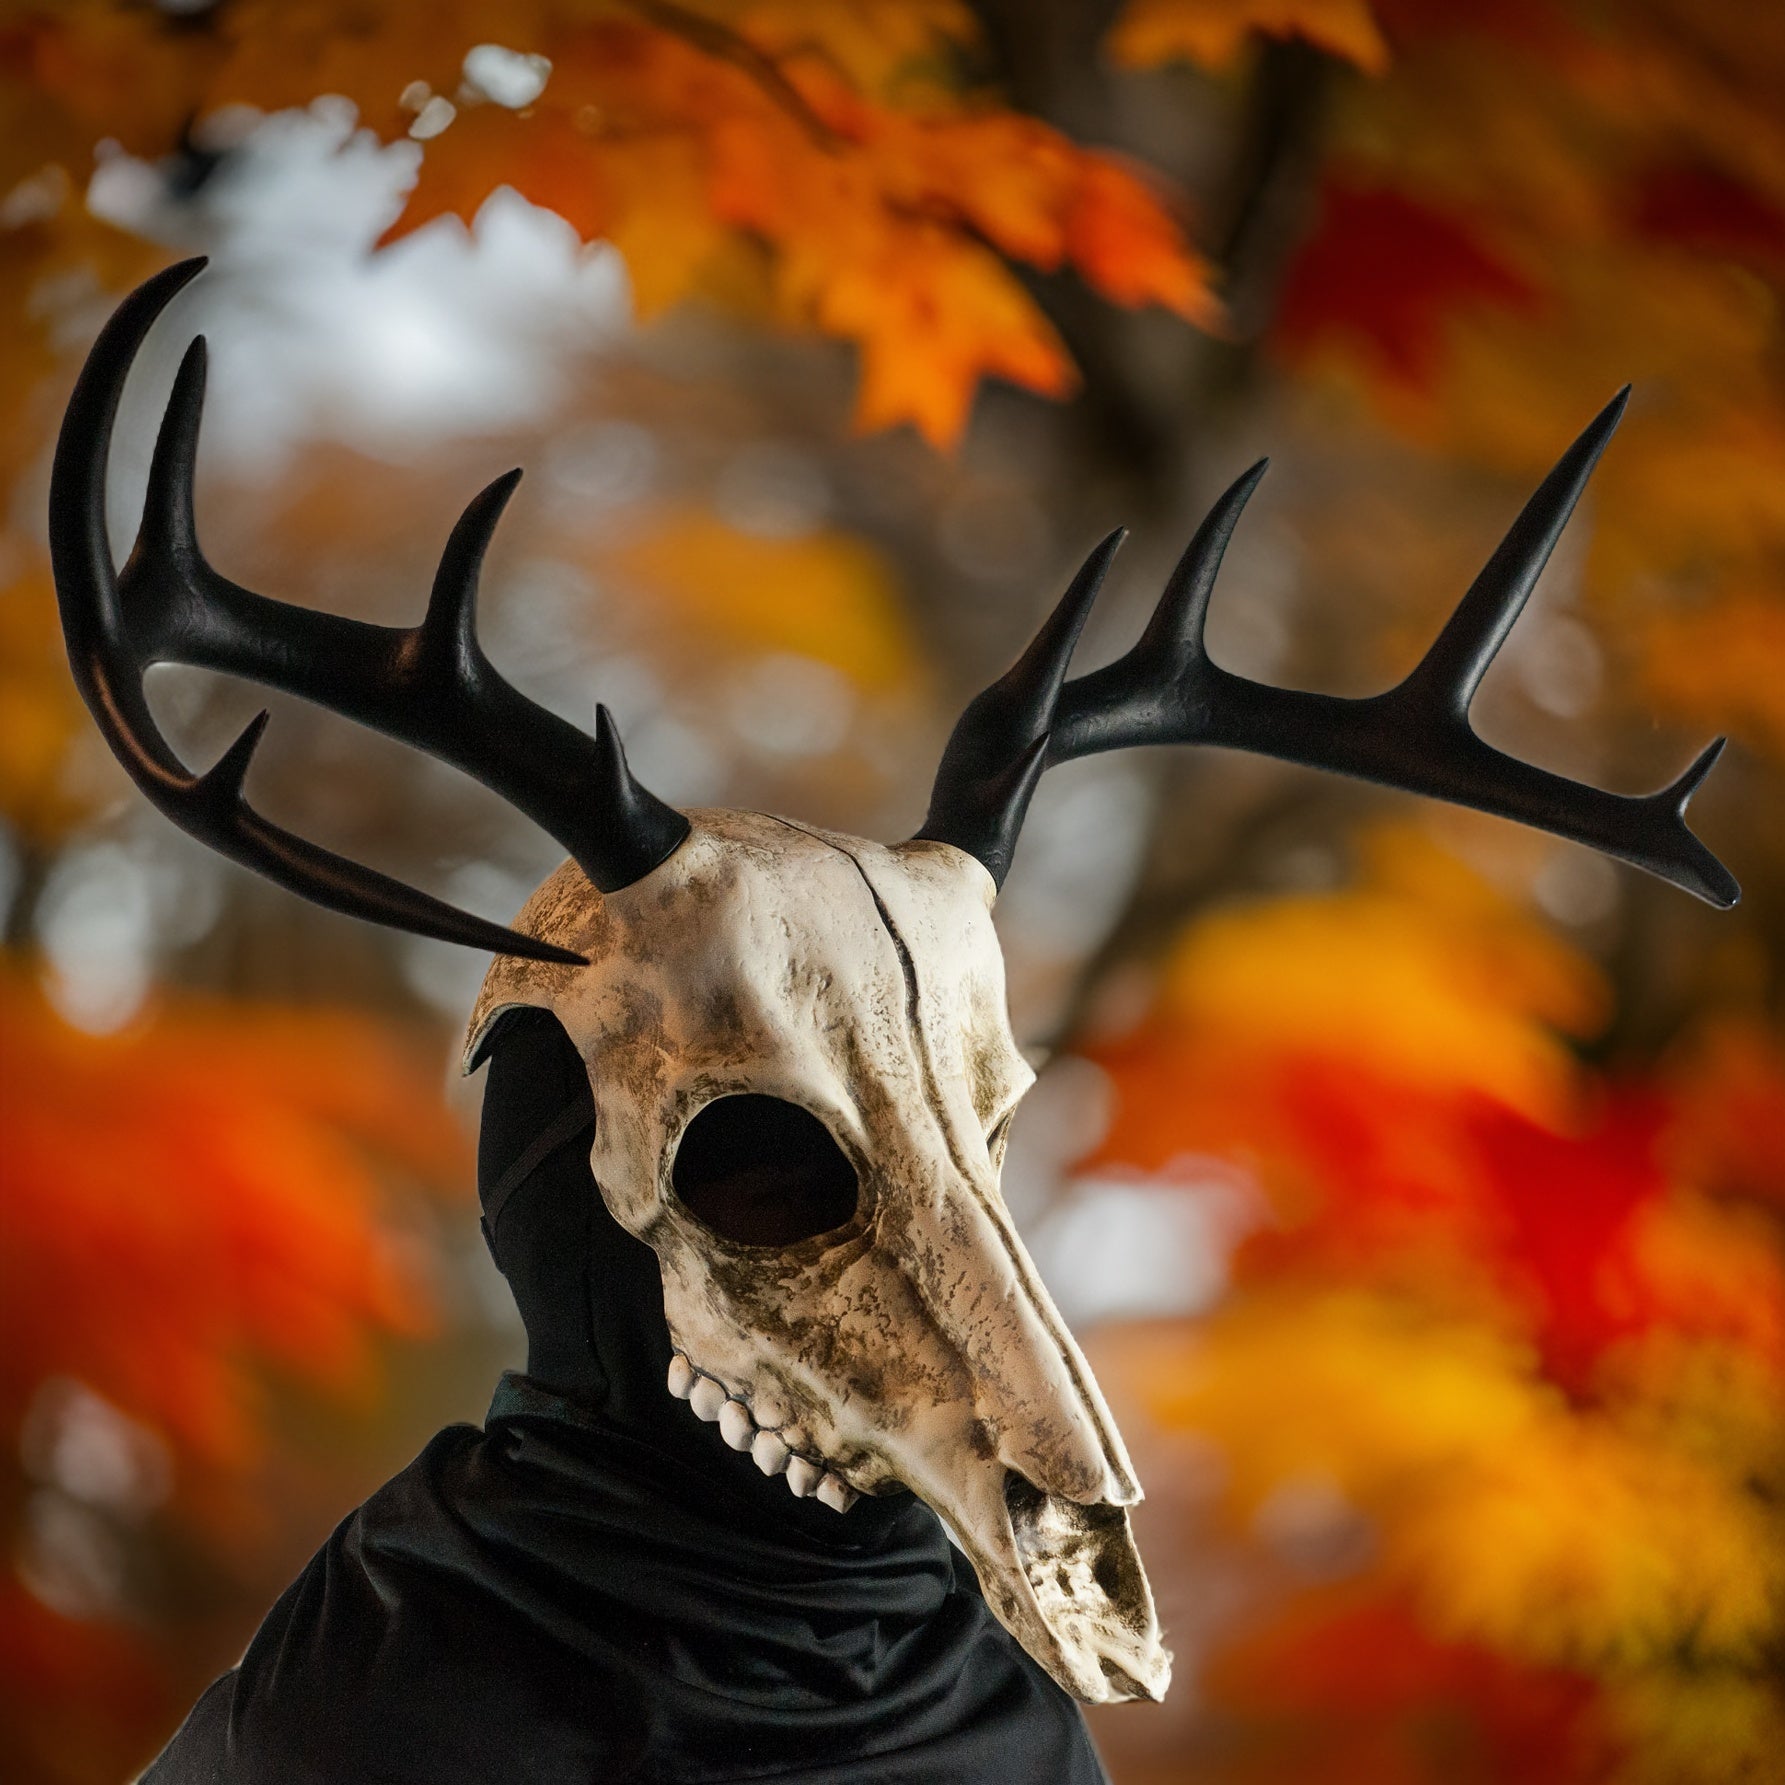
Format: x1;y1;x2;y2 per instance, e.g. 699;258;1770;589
920;1182;1142;1508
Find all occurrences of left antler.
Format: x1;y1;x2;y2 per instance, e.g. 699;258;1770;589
918;392;1738;908
51;259;692;962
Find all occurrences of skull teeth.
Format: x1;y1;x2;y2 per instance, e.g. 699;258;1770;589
814;1472;856;1513
688;1376;728;1423
667;1350;859;1513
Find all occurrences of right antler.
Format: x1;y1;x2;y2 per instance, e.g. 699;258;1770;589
918;394;1739;908
51;259;692;963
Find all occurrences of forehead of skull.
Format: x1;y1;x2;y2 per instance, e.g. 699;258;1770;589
463;810;1027;1102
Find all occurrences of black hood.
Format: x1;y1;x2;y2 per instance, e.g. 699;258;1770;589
473;1004;919;1548
142;1006;1108;1785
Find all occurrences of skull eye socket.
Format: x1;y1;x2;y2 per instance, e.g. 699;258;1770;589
672;1094;860;1246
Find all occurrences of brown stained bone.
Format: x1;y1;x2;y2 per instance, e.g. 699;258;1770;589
465;810;1171;1705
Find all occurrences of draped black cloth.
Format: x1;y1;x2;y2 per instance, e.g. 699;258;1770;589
144;1008;1108;1784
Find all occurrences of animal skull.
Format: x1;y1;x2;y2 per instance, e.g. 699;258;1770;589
465;810;1172;1706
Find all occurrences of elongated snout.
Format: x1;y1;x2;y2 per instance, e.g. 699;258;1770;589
854;1163;1165;1701
887;1163;1141;1507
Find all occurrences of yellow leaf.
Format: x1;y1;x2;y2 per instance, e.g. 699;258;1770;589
1395;1412;1785;1668
1156;825;1607;1119
600;507;919;690
729;0;981;102
1603;1669;1785;1785
1107;1290;1548;1515
602;135;734;319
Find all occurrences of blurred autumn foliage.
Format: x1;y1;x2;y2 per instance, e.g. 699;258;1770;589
1;974;469;1781
0;2;1781;1782
1085;828;1785;1780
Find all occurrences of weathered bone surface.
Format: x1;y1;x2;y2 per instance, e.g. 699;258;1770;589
465;810;1172;1705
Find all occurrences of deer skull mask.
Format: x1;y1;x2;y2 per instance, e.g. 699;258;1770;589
465;812;1168;1703
53;263;1736;1711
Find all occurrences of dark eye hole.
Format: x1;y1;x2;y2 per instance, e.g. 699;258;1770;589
672;1095;859;1246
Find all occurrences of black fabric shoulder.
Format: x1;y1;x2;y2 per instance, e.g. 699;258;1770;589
142;1387;1111;1784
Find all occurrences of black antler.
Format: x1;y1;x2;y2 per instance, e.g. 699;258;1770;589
914;528;1124;885
51;259;692;963
918;392;1738;908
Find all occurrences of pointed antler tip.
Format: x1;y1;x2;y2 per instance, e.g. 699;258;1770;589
1060;529;1124;607
142;258;209;307
198;709;271;804
1215;459;1269;514
1144;463;1264;647
1684;848;1742;910
140;334;213;559
592;702;629;759
463;466;526;528
1669;735;1728;810
464;467;523;522
1095;524;1129;556
1074;528;1123;573
1593;386;1632;432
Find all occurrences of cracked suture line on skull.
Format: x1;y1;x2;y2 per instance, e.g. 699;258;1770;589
764;818;1137;1481
463;811;1171;1704
667;1349;861;1512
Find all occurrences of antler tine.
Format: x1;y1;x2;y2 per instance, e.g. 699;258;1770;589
1139;459;1271;664
1397;388;1627;719
915;527;1123;886
1049;462;1268;763
414;464;522;675
53;259;694;962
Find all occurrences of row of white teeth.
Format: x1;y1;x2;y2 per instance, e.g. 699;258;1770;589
667;1352;859;1513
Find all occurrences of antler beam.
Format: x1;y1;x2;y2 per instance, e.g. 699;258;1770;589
921;393;1738;907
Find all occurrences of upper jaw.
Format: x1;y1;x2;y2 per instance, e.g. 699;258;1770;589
667;1345;1171;1705
666;1349;863;1512
906;1452;1172;1705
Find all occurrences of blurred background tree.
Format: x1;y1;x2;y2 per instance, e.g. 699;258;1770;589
0;3;1780;1781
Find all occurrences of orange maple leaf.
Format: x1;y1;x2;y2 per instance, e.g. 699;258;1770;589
389;103;612;244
